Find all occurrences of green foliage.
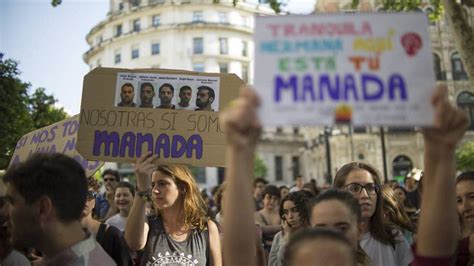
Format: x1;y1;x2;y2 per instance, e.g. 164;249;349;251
0;54;68;170
254;156;268;178
51;0;62;7
351;0;443;21
456;141;474;171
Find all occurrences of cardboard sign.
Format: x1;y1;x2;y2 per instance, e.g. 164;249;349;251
77;68;243;166
254;13;436;126
9;115;103;177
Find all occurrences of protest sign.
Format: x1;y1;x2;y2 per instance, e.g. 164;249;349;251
77;68;243;166
254;13;436;126
9;115;103;177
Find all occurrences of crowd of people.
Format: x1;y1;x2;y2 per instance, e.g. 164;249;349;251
0;84;472;266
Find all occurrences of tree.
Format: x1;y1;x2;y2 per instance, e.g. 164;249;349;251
254;156;268;178
351;0;474;84
0;54;68;169
456;140;474;171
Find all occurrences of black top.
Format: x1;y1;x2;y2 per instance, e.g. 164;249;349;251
96;223;132;266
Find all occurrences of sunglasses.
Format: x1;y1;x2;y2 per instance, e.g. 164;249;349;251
87;191;98;200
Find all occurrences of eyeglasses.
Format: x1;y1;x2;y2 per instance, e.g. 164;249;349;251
344;183;379;195
87;191;98;200
103;178;116;182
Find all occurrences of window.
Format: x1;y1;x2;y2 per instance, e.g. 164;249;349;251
241;65;249;83
219;38;228;54
152;15;160;27
118;2;124;11
133;19;140;32
457;91;474;130
131;0;140;7
353;126;367;133
293;127;299;134
259;0;269;3
276;127;283;133
114;53;121;64
192;11;203;23
151;43;160;55
131;48;139;59
114;24;122;37
219;63;228;73
193;63;205;72
275;156;283;181
451;52;468;80
292;156;300;179
95;35;103;45
433;53;444;80
242;40;248;57
193;37;203;54
218;12;228;24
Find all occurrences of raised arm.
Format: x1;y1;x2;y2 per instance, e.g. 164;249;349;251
220;87;262;266
417;85;468;256
124;153;157;251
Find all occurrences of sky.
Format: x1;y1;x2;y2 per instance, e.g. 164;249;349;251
1;0;315;115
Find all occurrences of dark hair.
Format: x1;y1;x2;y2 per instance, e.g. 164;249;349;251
279;191;311;226
457;171;474;184
197;86;215;99
3;153;87;222
393;186;415;209
121;83;134;91
115;181;135;196
279;185;289;191
381;186;416;233
332;162;397;247
159;83;174;93
102;169;121;182
179;85;192;93
263;185;280;199
302;182;320;196
308;189;361;223
283;228;355;266
253;177;268;187
140;82;154;92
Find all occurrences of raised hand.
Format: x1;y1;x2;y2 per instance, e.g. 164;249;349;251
422;85;468;151
220;86;262;150
134;152;159;191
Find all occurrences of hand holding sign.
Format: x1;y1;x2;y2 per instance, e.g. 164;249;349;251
134;152;159;192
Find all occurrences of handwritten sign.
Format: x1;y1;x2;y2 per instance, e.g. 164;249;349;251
77;67;243;166
9;115;103;177
254;13;435;126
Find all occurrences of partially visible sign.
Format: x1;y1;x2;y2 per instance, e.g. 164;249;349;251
254;13;435;126
9;115;103;177
77;68;243;166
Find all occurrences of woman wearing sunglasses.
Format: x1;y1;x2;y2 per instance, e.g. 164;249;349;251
333;162;413;266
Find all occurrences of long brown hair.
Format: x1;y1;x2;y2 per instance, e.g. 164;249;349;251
154;165;208;231
381;185;416;233
333;162;397;247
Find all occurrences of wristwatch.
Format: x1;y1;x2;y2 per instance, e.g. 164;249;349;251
137;188;151;200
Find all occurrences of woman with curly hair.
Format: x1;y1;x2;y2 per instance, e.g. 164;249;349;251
125;157;221;266
268;191;310;266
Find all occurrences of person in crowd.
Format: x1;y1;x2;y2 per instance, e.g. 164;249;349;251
254;185;281;252
381;186;416;244
404;168;422;209
219;85;467;266
195;86;215;111
302;182;319;196
309;189;371;265
0;180;29;266
139;82;155;108
456;171;474;238
254;177;268;211
106;182;135;231
94;169;121;221
289;176;304;193
156;83;175;109
176;86;194;110
332;161;413;265
393;185;418;219
125;161;222;266
388;180;399;190
117;83;136;107
268;191;310;266
3;153;115;265
279;186;289;200
81;177;131;265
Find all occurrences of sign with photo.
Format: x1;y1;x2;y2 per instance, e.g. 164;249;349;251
254;13;436;126
9;115;103;177
78;67;243;166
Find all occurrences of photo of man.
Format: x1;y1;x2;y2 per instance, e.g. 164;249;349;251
117;83;136;107
139;82;155;108
176;86;194;110
156;83;175;109
195;86;215;111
